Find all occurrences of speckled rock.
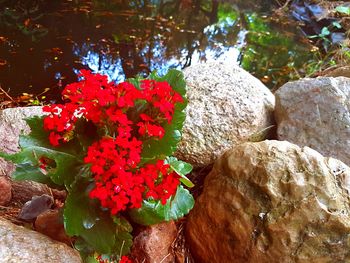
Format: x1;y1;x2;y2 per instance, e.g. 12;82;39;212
187;140;350;263
0;106;44;154
175;61;275;167
0;217;82;263
0;106;44;176
275;77;350;166
131;221;177;263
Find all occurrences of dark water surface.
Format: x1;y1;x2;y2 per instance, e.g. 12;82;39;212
0;0;316;101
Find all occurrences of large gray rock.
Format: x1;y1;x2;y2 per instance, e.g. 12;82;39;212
0;218;81;262
187;140;350;263
0;106;44;176
175;61;275;167
0;106;44;154
275;77;350;166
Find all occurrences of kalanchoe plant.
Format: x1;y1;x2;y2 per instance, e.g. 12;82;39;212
0;69;194;262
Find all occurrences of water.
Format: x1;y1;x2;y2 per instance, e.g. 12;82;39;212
0;0;315;101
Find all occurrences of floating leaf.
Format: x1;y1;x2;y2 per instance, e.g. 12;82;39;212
332;21;342;29
336;6;350;15
320;27;330;37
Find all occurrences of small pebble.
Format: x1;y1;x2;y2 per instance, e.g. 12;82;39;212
0;176;12;206
18;194;54;221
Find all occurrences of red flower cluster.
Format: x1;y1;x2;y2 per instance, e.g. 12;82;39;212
85;137;180;214
43;70;183;214
96;255;132;263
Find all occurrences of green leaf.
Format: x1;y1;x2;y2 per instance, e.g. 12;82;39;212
113;217;133;256
2;146;80;186
63;179;98;236
85;256;99;263
128;69;187;163
165;156;194;188
148;69;187;97
141;107;185;163
21;117;84;155
128;186;194;225
20;116;53;149
65;178;131;256
9;162;53;185
126;77;142;90
167;185;194;220
74;237;95;261
65;177;116;254
80;214;116;254
74;119;99;153
336;6;350;15
1;116;83;186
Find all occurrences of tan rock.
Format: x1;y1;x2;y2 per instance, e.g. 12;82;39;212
0;217;81;262
175;61;275;167
186;140;350;263
131;221;177;263
0;176;11;205
275;77;350;166
35;209;71;245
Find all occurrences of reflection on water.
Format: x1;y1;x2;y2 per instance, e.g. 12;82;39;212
0;0;314;100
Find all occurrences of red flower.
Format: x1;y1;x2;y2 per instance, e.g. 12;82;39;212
48;132;61;146
120;256;133;263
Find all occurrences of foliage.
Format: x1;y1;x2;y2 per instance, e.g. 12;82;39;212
239;13;314;89
0;69;194;262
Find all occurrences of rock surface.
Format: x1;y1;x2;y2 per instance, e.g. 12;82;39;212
186;140;350;263
0;176;12;205
0;106;44;154
131;221;177;263
322;66;350;78
175;61;275;167
18;195;54;221
0;106;44;176
275;77;350;166
0;217;81;262
35;209;71;245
